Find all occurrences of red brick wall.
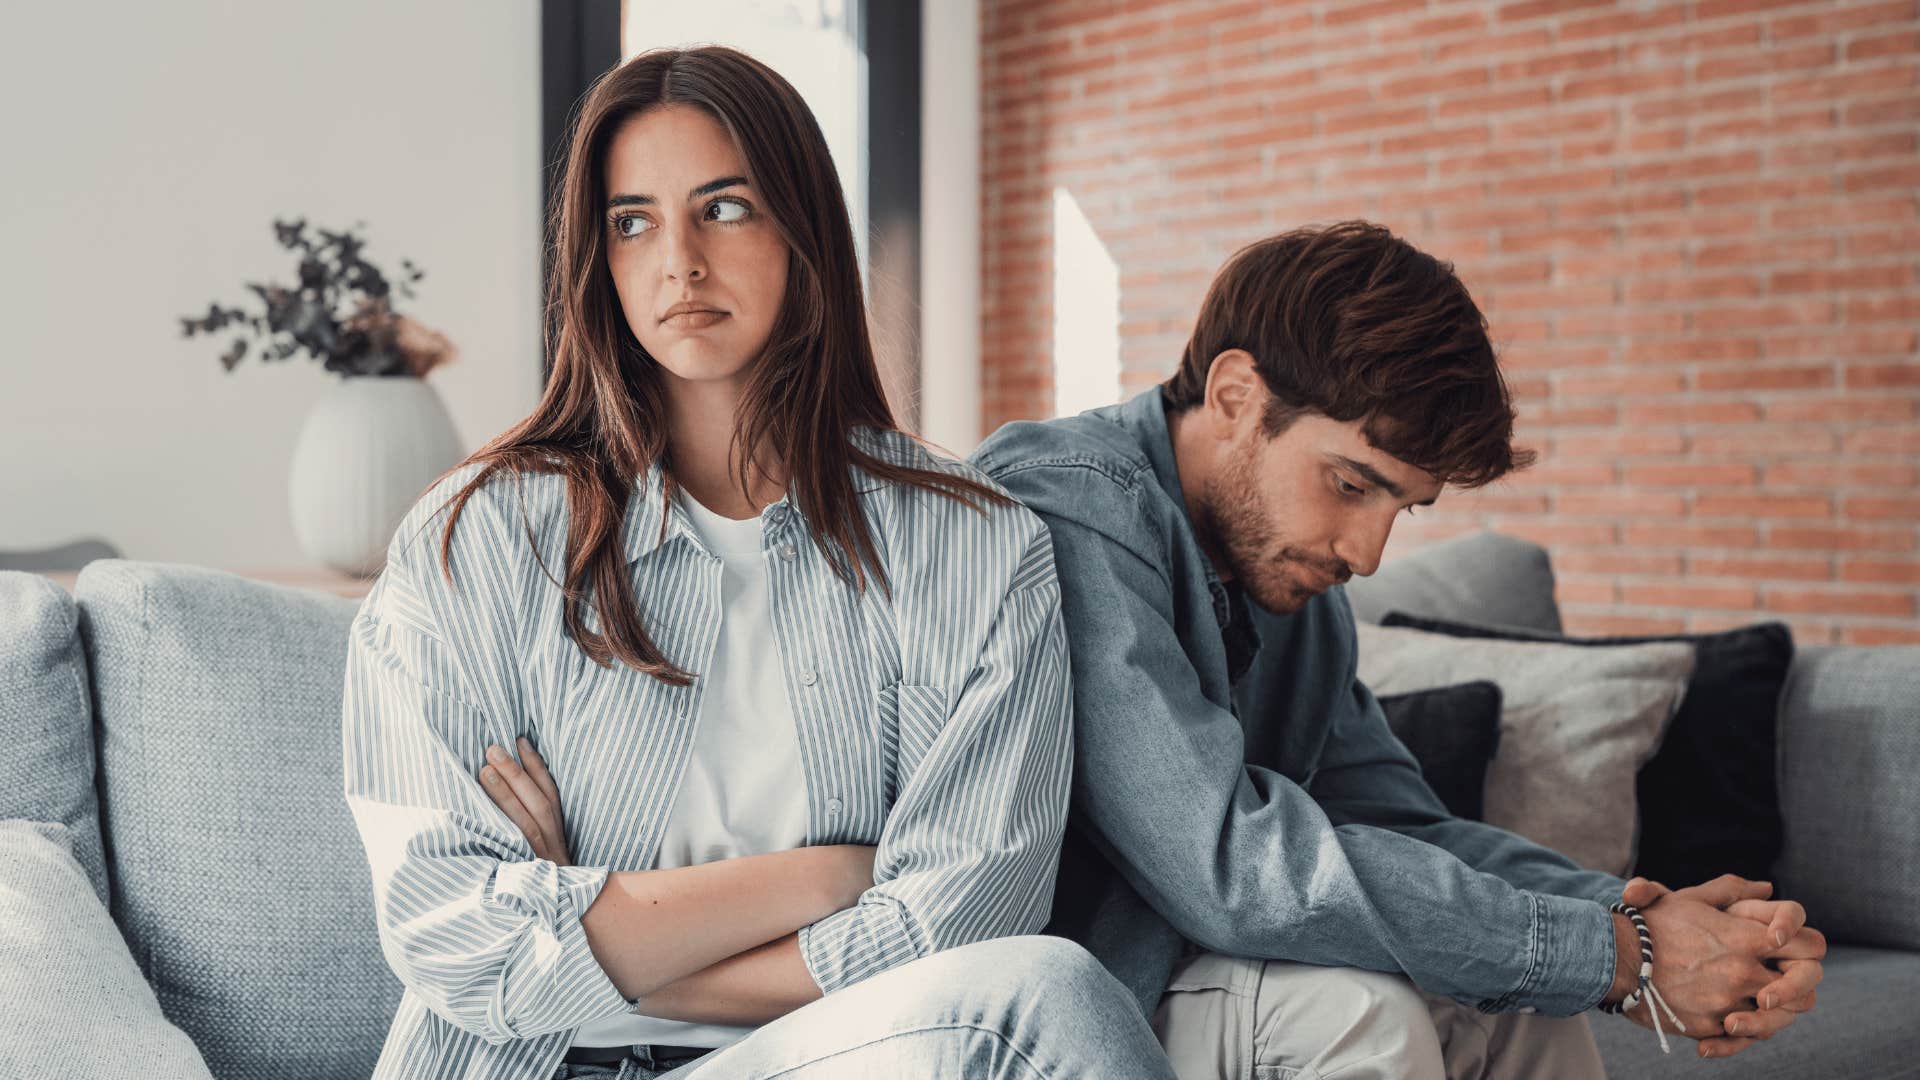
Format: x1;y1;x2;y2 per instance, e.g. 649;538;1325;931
981;0;1920;644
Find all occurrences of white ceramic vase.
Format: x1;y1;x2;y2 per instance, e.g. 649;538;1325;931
288;374;466;577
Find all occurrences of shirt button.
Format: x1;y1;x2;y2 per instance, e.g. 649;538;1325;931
779;543;797;562
800;670;818;687
825;798;843;815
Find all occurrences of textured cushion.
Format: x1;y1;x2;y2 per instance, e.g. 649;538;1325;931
1376;681;1503;821
1380;613;1792;890
1592;944;1920;1079
75;561;400;1080
1345;530;1563;634
1355;622;1694;875
0;572;109;904
0;819;213;1079
1774;645;1920;951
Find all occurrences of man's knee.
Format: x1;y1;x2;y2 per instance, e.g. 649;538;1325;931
1249;965;1445;1080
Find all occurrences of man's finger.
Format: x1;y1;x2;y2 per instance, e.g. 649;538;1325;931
1767;927;1827;962
1725;898;1807;948
1677;873;1773;909
517;735;562;809
1757;958;1823;1010
1621;877;1670;907
479;764;545;851
1723;1004;1797;1040
1697;1036;1757;1059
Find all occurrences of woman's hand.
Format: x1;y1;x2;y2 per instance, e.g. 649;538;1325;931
479;737;571;866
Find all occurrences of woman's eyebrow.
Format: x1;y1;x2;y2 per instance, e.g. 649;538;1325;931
607;176;750;209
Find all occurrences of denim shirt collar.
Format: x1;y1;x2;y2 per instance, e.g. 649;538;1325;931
1110;387;1261;681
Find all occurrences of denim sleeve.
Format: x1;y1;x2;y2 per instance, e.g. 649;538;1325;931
1012;477;1616;1016
799;525;1074;995
1310;665;1631;912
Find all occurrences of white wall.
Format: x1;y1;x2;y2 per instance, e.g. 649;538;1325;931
919;0;982;455
0;1;543;569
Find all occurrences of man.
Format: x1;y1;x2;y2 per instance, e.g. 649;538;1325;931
969;221;1826;1078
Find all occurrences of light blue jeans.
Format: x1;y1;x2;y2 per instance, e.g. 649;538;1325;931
553;935;1176;1079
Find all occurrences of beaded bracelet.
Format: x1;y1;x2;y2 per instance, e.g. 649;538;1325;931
1597;902;1687;1054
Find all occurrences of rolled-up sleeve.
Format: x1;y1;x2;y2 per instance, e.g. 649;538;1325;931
341;533;629;1045
799;527;1074;994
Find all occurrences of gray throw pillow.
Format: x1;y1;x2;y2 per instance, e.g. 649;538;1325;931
0;819;214;1080
1356;622;1695;876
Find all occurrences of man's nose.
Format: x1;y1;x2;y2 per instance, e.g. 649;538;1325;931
1334;513;1393;579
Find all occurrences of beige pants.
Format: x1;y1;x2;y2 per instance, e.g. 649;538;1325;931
1151;951;1608;1080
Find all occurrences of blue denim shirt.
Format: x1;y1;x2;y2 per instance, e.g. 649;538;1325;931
971;386;1627;1019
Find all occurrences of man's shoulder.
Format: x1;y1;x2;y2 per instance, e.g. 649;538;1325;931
971;409;1156;501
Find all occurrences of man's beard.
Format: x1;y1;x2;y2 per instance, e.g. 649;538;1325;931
1197;452;1350;615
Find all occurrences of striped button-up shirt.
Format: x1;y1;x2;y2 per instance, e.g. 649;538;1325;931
342;428;1072;1080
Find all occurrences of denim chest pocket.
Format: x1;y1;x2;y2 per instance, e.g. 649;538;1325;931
876;681;948;806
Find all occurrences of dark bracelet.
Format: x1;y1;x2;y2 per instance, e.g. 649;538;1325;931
1598;901;1686;1054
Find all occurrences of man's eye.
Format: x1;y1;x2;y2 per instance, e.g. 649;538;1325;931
1337;477;1365;496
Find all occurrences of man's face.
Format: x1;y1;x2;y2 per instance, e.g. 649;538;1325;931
1195;408;1444;615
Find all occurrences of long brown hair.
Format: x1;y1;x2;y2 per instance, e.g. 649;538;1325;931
1163;221;1532;488
425;46;1008;685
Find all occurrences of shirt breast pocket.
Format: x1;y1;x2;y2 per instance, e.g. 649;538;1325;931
876;681;948;808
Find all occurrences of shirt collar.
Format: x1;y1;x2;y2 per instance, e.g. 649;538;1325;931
620;426;893;565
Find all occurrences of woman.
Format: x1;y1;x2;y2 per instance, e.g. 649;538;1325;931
341;45;1174;1080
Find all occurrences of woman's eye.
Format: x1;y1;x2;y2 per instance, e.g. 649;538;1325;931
612;214;653;238
708;198;750;223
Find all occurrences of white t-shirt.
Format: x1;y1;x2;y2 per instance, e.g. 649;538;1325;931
572;488;809;1051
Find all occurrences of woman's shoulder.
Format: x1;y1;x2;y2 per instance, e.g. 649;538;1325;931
391;461;567;561
851;426;1054;577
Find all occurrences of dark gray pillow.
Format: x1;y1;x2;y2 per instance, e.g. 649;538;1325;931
1380;612;1791;890
1376;681;1503;821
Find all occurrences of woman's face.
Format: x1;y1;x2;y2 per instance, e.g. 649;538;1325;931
602;105;790;393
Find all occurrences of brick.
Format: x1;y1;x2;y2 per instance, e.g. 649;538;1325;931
1622;463;1758;487
1557;578;1621;605
1769;526;1914;553
1771;0;1914;40
1554;550;1686;576
1845;364;1920;394
1553;430;1689;457
1765;589;1916;617
1566;613;1690;635
1848;31;1920;62
1694;494;1833;519
1847;496;1920;522
1558;490;1690;517
1691;426;1840;457
1621;582;1761;610
1843;559;1920;585
1766;461;1918;488
1767;395;1917;422
1624;523;1760;548
1556;371;1688;398
1693;366;1835;392
1623;400;1761;424
1845;626;1920;645
1689;555;1834;582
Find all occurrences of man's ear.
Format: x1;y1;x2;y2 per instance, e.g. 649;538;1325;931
1203;349;1264;434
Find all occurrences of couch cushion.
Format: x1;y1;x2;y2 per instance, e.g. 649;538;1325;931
1345;530;1562;634
1774;644;1920;951
1376;681;1503;822
1355;622;1694;876
0;572;109;904
1591;944;1920;1079
75;560;400;1079
1379;613;1793;891
0;819;214;1080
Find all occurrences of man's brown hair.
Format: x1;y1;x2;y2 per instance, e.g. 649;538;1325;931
1162;220;1533;488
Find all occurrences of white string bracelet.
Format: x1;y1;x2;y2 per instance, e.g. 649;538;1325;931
1597;901;1687;1054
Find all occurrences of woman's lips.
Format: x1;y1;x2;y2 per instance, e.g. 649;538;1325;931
662;310;729;330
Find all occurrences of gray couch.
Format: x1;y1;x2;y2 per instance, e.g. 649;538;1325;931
1;530;1914;1078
